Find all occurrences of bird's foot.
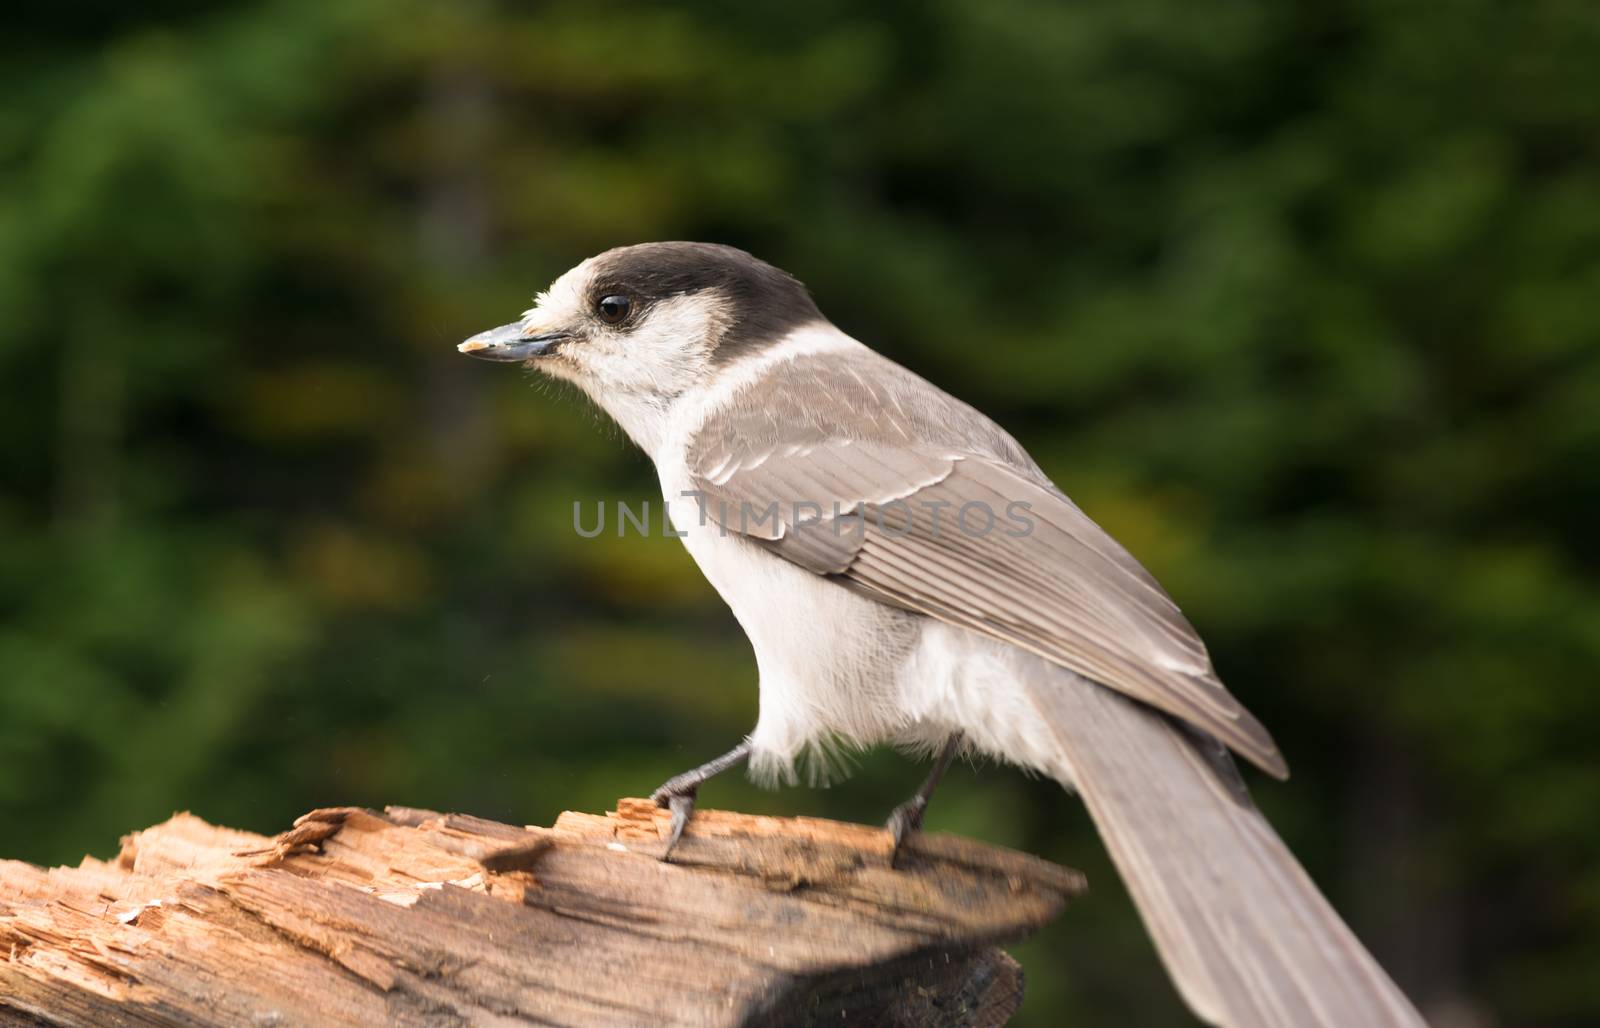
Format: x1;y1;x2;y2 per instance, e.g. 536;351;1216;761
883;732;964;868
650;780;700;861
885;794;928;866
648;740;752;862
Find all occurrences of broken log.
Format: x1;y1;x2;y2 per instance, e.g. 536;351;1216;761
0;799;1083;1026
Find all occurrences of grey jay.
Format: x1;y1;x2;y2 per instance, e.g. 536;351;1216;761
460;242;1424;1028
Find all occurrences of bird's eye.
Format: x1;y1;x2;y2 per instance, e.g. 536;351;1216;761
596;295;632;325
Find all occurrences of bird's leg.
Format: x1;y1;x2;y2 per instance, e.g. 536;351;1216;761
650;739;752;860
886;732;964;863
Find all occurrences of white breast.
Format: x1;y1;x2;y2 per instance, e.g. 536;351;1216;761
659;461;919;784
647;322;1066;788
644;325;903;782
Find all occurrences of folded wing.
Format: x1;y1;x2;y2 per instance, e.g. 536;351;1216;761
686;352;1285;777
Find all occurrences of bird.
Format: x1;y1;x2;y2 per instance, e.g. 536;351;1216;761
459;241;1426;1028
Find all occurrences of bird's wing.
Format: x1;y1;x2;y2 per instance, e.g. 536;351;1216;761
684;347;1286;777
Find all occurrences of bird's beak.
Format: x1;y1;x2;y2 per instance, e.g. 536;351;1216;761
457;322;570;362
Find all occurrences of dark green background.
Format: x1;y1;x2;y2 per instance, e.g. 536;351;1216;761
3;1;1598;1023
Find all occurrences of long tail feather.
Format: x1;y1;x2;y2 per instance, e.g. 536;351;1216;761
1025;667;1426;1027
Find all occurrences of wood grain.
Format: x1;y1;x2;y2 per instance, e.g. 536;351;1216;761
1;799;1083;1026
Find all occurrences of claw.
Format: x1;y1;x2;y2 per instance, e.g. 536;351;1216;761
646;740;753;863
885;795;928;865
658;789;697;861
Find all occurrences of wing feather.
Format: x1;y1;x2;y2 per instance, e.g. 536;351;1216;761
684;348;1286;777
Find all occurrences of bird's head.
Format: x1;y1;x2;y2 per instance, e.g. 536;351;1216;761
459;242;822;407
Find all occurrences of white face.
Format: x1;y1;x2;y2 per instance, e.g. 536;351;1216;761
461;242;824;455
519;256;733;404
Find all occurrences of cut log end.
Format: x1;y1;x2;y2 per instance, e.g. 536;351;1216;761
1;800;1083;1027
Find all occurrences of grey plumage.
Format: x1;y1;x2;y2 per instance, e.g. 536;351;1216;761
685;344;1420;1026
687;346;1287;777
461;242;1427;1028
1031;663;1422;1027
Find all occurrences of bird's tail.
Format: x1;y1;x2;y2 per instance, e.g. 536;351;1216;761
1024;666;1426;1028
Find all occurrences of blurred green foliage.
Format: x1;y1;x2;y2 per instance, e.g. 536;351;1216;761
3;1;1598;1023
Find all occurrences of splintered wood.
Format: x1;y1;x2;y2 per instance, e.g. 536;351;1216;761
0;799;1083;1026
